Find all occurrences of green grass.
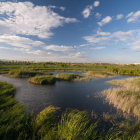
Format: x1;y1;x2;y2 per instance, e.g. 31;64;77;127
29;76;56;84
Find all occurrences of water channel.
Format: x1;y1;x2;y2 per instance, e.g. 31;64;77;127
0;72;134;116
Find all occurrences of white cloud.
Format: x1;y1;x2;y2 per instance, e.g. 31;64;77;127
82;5;93;18
127;40;140;50
98;16;112;26
82;1;100;18
91;47;106;50
73;52;88;58
126;11;140;23
0;46;11;49
43;45;88;58
48;5;56;9
116;14;124;20
94;1;100;7
0;2;78;38
111;30;136;41
80;44;90;47
14;48;51;55
97;30;110;36
83;36;110;44
0;34;44;49
126;12;133;18
95;13;101;19
83;29;138;45
60;7;65;11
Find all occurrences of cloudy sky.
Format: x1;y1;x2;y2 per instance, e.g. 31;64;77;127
0;0;140;63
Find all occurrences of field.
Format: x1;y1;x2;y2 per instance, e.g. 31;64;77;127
1;61;140;78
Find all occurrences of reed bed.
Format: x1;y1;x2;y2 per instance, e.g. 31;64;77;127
102;77;140;118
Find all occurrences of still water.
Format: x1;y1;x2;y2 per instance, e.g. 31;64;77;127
0;72;134;115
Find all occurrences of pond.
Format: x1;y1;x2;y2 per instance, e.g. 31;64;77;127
0;72;135;116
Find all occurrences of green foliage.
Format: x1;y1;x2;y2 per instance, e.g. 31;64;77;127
108;67;140;75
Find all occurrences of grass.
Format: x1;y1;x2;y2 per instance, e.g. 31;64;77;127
56;73;91;81
86;71;115;78
2;81;140;139
102;77;140;118
29;76;56;84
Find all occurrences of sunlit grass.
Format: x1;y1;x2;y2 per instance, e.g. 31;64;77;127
29;75;56;84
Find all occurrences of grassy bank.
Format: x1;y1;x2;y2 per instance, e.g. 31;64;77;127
29;76;56;84
87;71;115;78
102;77;140;118
56;73;91;81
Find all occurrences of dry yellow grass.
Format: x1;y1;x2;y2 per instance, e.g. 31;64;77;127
87;71;115;78
102;77;140;118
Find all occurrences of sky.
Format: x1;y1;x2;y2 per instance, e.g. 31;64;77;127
0;0;140;63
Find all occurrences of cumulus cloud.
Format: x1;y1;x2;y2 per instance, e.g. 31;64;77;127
82;5;93;18
0;2;78;38
0;34;44;49
98;16;112;26
126;11;140;23
82;1;100;18
44;45;88;58
95;13;101;19
116;14;124;20
94;1;100;7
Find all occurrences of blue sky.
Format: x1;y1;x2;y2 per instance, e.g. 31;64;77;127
0;0;140;63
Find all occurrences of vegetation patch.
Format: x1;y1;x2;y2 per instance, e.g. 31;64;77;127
4;69;44;78
87;71;115;78
56;73;91;81
29;75;56;84
102;77;140;118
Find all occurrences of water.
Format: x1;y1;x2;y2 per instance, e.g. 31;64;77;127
0;72;134;115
